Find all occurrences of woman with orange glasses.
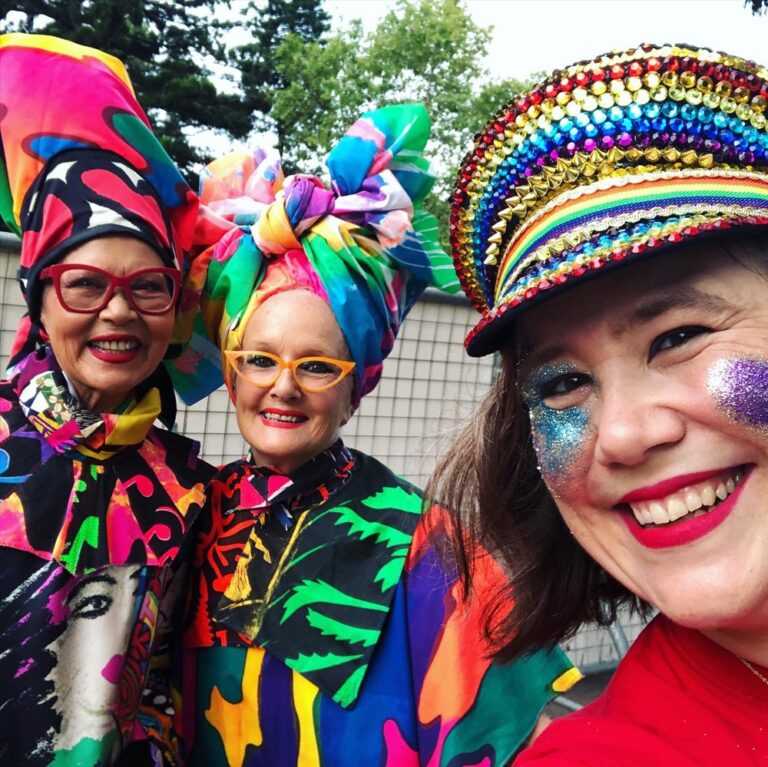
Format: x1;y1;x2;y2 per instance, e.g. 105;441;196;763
171;105;578;766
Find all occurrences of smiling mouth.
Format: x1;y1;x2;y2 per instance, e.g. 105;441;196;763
626;467;746;527
261;412;306;424
89;340;140;352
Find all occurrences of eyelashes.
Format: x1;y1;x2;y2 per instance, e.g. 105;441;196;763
521;362;585;408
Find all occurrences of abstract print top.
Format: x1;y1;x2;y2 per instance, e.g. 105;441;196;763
182;442;577;766
0;348;212;766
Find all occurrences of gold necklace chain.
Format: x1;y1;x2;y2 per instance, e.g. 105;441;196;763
740;657;768;687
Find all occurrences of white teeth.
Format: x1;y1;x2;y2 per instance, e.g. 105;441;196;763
685;492;703;512
628;469;744;528
92;340;138;352
263;412;303;423
667;498;689;521
649;502;667;525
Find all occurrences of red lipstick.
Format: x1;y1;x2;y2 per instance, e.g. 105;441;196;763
259;408;307;430
618;469;725;504
619;468;750;549
88;335;142;364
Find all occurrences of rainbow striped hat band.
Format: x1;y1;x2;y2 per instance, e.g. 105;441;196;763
451;43;768;355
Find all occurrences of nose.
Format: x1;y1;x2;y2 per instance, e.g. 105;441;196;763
594;376;686;468
99;287;136;322
270;365;302;399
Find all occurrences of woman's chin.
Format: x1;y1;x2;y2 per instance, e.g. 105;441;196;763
69;366;147;411
650;587;768;634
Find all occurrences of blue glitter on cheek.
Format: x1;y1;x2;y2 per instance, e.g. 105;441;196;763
520;362;592;478
529;404;591;477
521;361;593;478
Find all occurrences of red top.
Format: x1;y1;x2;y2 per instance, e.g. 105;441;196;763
515;614;768;766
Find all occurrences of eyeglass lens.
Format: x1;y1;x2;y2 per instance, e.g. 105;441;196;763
236;353;346;389
58;268;176;312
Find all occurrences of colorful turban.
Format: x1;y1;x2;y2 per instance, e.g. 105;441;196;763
450;43;768;355
169;103;460;406
0;33;198;365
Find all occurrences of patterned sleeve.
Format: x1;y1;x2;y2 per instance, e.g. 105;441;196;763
131;564;191;766
402;504;581;766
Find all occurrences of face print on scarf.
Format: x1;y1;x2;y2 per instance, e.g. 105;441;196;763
45;567;143;755
0;555;143;763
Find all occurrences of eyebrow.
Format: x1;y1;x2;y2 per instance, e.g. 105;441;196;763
518;284;734;370
241;346;347;359
609;285;733;338
66;572;117;603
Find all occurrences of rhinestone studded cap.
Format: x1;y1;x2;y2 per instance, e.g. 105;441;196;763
451;43;768;355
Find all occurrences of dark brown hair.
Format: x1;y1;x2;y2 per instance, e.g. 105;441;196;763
426;352;643;661
427;231;768;661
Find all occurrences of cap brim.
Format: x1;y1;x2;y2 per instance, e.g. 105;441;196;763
465;218;768;356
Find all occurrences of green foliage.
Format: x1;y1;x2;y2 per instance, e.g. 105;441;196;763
233;0;331;155
1;0;252;175
288;649;364;672
333;664;367;707
2;0;539;247
329;505;414;548
361;484;423;514
268;0;537;247
373;551;408;592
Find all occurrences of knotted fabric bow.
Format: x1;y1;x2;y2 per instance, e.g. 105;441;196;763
170;103;459;406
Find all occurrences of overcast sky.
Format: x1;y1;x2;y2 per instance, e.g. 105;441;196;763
326;0;768;82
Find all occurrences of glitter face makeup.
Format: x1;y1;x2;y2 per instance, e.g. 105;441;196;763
513;241;768;644
521;363;592;477
707;357;768;433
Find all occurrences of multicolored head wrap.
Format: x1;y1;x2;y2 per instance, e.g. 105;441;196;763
450;43;768;355
0;33;198;364
170;103;460;406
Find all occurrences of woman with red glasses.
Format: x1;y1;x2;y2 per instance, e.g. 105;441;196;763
0;35;211;764
170;105;578;766
431;43;768;765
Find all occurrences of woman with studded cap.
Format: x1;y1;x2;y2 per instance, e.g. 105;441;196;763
432;42;768;765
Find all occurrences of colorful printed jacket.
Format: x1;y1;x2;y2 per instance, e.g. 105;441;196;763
181;444;577;766
0;378;213;765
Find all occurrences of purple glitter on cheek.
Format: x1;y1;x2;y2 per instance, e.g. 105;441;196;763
707;357;768;427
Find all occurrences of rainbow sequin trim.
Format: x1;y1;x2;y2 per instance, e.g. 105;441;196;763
450;43;768;354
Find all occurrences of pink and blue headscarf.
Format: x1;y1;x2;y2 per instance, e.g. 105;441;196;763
170;103;460;406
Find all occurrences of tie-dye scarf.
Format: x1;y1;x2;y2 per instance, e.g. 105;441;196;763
169;103;460;406
14;346;169;462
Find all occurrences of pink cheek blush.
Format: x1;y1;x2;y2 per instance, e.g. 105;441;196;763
707;357;768;430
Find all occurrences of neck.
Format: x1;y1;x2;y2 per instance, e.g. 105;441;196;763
65;374;127;414
702;627;768;668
